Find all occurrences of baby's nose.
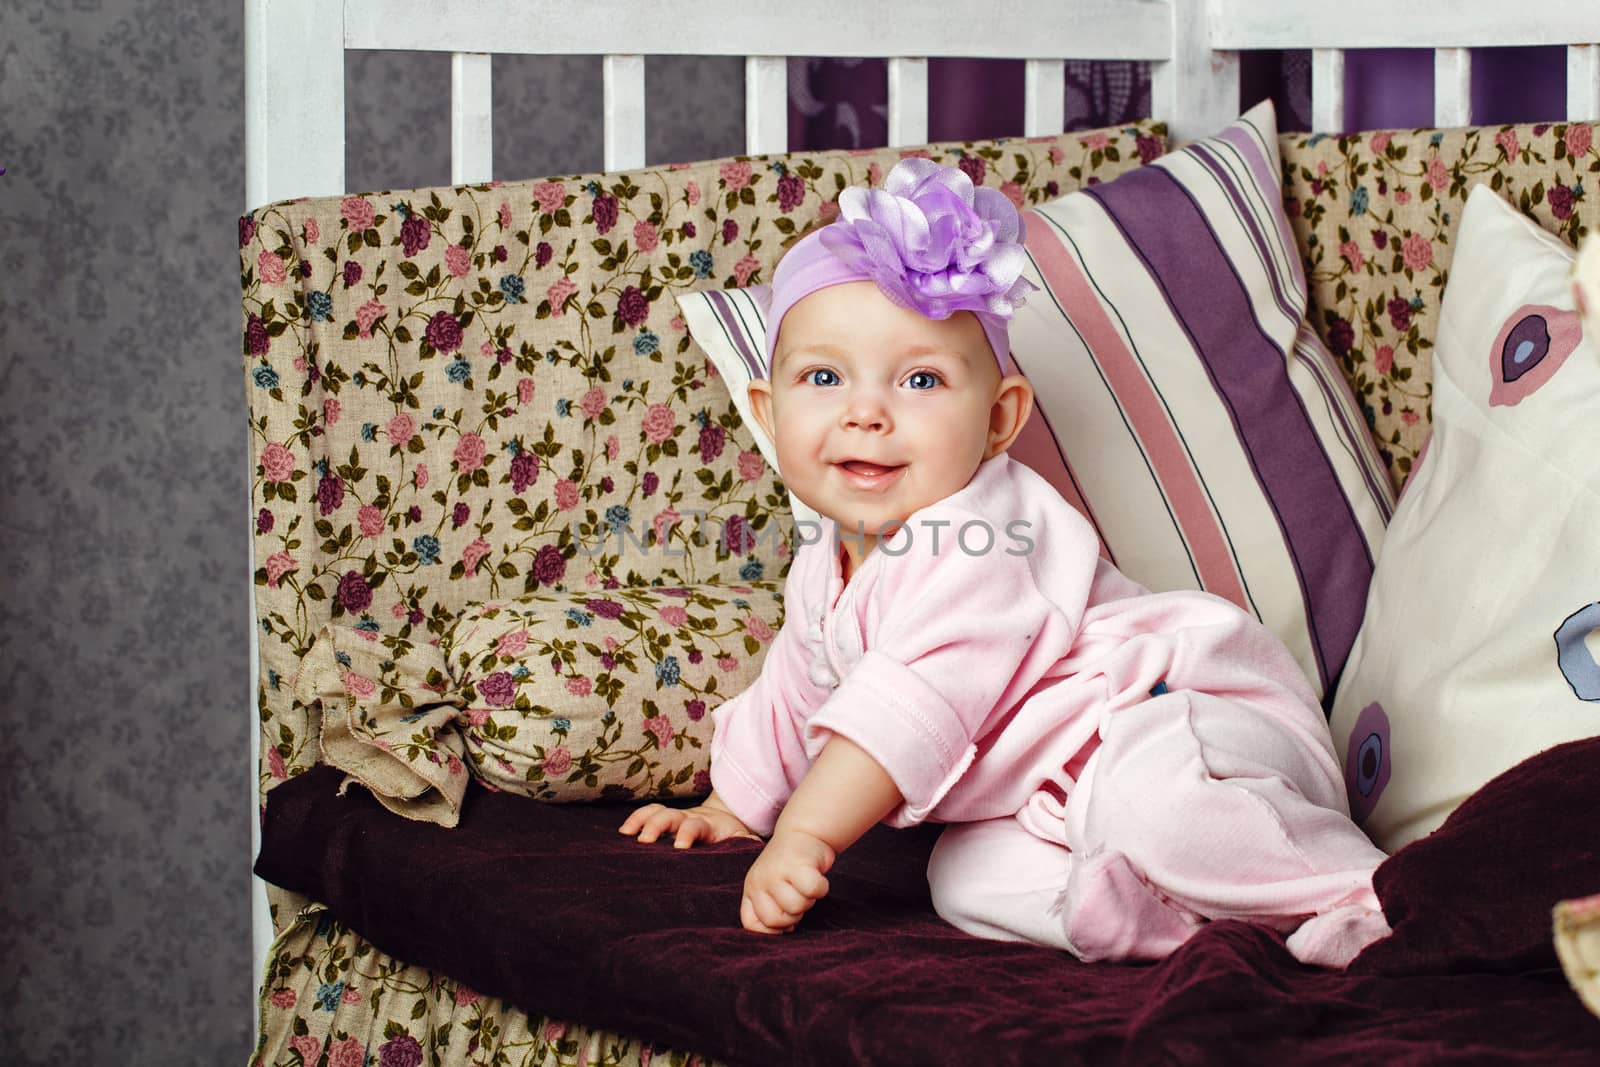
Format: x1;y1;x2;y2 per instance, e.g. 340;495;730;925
841;389;891;431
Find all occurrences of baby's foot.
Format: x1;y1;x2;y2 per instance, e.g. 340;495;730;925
1284;903;1393;968
1057;849;1205;962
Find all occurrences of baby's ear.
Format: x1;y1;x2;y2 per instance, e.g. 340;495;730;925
984;374;1035;459
747;378;778;443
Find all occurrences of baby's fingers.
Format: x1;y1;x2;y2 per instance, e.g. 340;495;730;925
741;892;796;935
672;815;713;849
792;867;830;902
622;806;682;843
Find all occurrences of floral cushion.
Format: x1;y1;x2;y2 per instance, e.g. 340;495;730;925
254;903;709;1067
1280;121;1599;490
243;124;1167;825
291;580;783;826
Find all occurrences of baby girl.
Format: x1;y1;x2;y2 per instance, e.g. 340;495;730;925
621;159;1391;967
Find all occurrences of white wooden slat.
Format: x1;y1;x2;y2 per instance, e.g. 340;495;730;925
1152;0;1240;145
345;0;1171;59
245;0;346;208
1571;45;1600;122
887;57;929;148
247;471;266;1040
602;54;646;171
451;52;493;184
1311;48;1346;134
244;0;348;1021
1024;59;1066;137
745;56;789;156
1434;47;1472;128
1212;0;1600;49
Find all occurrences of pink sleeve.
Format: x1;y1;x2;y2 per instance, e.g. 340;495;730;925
708;549;831;836
803;505;1095;825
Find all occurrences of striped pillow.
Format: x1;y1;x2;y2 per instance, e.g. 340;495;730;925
679;101;1393;703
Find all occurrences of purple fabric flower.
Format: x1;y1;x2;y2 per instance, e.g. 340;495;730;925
378;1034;423;1067
685;698;706;721
336;570;372;613
1549;183;1574;220
535;241;553;269
722;218;739;245
777;174;805;212
617;286;649;327
1328;315;1355;356
586;598;625;619
680;221;696;239
642;471;659;496
698;424;725;462
400;215;430;257
452;501;471;528
817;157;1036;325
593;193;618;234
534;544;566;585
317;472;344;515
255;508;274;534
1136;135;1163;164
238;215;256;248
426;310;463;353
407;607;424;625
687;649;703;664
1387;297;1412;332
722;515;754;555
957;154;986;185
511;451;538;493
494;244;507;262
478;671;516;707
1373;230;1388;250
342;260;362;288
245;314;270;356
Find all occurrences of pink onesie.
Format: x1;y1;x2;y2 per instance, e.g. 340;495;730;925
710;452;1391;967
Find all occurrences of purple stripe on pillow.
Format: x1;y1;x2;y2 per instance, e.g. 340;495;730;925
1085;166;1373;696
1291;330;1396;523
1217;121;1308;295
704;289;765;379
1188;141;1302;328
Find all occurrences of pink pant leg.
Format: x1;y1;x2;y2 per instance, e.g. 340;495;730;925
927;816;1204;958
1061;689;1392;967
927;816;1076;950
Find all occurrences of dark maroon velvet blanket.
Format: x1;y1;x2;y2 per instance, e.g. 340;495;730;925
257;739;1600;1065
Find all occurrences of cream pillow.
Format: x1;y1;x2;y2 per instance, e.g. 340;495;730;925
1330;184;1600;851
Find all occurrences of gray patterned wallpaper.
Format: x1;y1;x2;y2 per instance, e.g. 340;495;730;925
0;2;741;1062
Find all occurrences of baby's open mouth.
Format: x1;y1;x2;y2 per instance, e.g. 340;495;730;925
839;460;901;476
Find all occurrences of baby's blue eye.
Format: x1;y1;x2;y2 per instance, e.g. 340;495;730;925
805;369;840;387
906;371;940;390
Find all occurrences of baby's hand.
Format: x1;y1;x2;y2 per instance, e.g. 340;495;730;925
741;829;835;935
618;800;758;849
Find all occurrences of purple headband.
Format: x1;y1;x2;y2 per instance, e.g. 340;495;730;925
762;157;1038;378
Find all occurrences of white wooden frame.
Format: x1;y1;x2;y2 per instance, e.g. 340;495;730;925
244;0;1600;1030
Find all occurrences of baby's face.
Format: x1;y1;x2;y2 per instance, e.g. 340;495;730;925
750;281;1023;558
